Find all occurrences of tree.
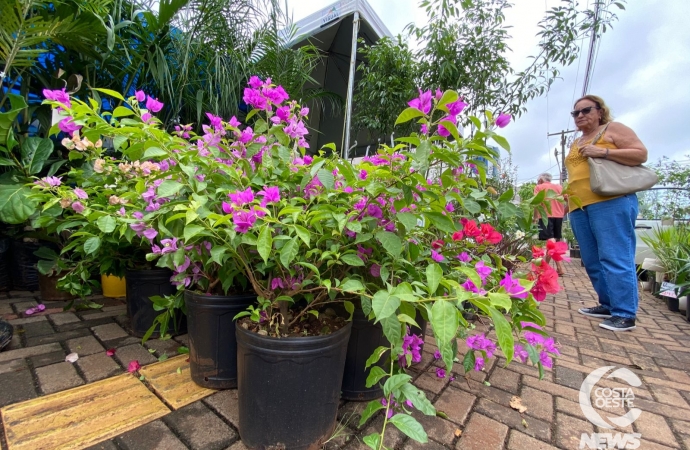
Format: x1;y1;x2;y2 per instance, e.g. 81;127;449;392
637;156;690;220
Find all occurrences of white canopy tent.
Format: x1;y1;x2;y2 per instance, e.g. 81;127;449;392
289;0;393;158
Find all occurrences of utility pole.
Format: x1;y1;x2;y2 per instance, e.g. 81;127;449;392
547;130;577;184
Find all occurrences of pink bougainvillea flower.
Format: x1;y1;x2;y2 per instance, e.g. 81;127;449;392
451;231;464;241
496;113;511;128
359;169;368;180
456;252;470;262
206;112;223;129
532;245;545;258
43;88;71;111
73;188;88;199
34;176;62;188
228;187;254;206
128;360;141;373
65;353;79;363
445;203;455;213
436;367;446;378
36;304;45;312
271;278;285;290
420;123;429;135
499;272;528;299
143;228;158;240
232;210;257;233
58;117;81;135
71;201;85;213
431;250;445;262
431;239;445;250
433;349;441;360
408;89;432;114
546;240;570;262
222;201;233;214
106;348;116;357
146;96;164;113
405;399;414;409
141;112;153;123
135;90;146;102
475;261;492;282
248;75;263;89
257;186;280;204
370;263;381;278
447;98;468;116
514;344;529;363
474;356;485;371
300;107;309;116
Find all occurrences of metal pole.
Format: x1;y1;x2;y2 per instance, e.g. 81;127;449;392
560;131;567;183
343;11;360;159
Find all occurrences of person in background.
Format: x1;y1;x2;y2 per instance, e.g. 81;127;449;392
534;173;566;276
566;94;647;332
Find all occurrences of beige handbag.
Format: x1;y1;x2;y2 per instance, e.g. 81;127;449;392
585;124;658;196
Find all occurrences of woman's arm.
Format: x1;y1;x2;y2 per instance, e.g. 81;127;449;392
578;122;648;166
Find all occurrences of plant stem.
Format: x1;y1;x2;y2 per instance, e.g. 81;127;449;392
377;342;396;450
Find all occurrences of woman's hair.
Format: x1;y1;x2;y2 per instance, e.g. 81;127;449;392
574;95;613;124
538;173;552;183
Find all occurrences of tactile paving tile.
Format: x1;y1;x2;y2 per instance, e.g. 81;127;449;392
1;373;169;450
139;354;215;410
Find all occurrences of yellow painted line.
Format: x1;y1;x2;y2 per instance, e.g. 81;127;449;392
139;354;216;410
1;373;169;450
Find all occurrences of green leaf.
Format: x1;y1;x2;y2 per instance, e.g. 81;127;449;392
392;283;418;302
84;236;101;255
464;199;481;214
184;224;204;241
400;383;435;415
0;94;27;149
340;279;365;293
96;216;116;233
431;301;458;346
157;180;183;197
112;106;134;118
0;185;36;224
376;231;402;258
340;253;365;266
372;291;400;320
489;306;514;363
395;107;425;125
316;169;335;190
381;315;401;344
280;239;299;267
365;366;387;388
488;293;512;312
383;374;412;396
462;350;476;373
426;263;442;294
210;246;226;264
396;212;418;231
21;137;53;175
344;300;355;321
143;147;167;158
362;433;381;450
293;225;311;247
257;225;273;264
91;88;125;101
389;414;428;443
492;134;510;151
424;212;456;233
438;90;459;108
365;346;389;369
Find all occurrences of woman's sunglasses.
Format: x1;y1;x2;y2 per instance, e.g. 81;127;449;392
570;106;600;118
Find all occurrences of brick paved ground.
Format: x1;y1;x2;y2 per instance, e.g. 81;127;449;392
2;258;690;450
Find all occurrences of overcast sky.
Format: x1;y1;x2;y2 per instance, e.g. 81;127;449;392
285;0;690;182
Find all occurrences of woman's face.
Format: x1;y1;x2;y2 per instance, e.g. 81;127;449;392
573;99;602;131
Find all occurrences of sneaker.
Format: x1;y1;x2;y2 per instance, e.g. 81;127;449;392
599;316;636;332
0;320;13;351
578;305;612;318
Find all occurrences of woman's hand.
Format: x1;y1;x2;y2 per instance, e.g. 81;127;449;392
578;144;607;158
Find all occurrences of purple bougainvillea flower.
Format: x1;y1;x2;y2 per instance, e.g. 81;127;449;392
228;116;241;128
73;188;88;199
366;204;383;219
43;88;71;110
405;400;414;409
524;331;545;347
37;304;45;312
141;112;153;123
539;350;553;369
248;75;263;89
500;272;528;299
71;201;85;213
408;89;432;114
34;176;62;188
496;113;511;128
229;187;254;206
143;228;158;240
135;90;146;102
132;211;144;219
300;107;309;116
127;360;141;373
359;169;368;180
257;186;280;204
160;238;178;254
475;260;492;282
206;112;223;129
434;349;441;360
456;252;470;262
222;201;233;214
370;263;381;278
436;367;446;378
232;210;257;233
58;117;81;135
146;96;164;113
271;278;285;290
431;250;444;262
514;344;529;363
420;123;428;134
542;337;560;356
474;356;485;371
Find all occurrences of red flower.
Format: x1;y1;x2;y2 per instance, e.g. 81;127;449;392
128;360;141;373
532;246;545;258
431;239;445;250
528;260;560;301
106;348;116;357
546;240;570;262
463;220;481;238
451;231;464;241
479;223;502;245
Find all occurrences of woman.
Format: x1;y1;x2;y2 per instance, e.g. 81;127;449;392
566;95;647;331
534;172;566;276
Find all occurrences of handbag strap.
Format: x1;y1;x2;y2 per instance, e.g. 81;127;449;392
580;123;611;146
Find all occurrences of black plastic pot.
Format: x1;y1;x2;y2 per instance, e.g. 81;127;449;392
126;268;185;338
38;273;75;302
10;240;40;291
236;321;352;449
666;296;680;312
185;291;256;389
570;248;581;259
0;238;12;291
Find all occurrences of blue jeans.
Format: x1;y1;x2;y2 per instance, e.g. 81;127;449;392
570;194;639;319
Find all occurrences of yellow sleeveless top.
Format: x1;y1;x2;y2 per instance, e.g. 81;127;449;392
565;128;620;210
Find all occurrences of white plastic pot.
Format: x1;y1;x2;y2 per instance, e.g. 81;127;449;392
680;296;687;312
642;258;665;272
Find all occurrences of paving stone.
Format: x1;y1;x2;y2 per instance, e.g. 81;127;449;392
0;342;62;363
520;386;553;422
113;343;157;367
633;410;679;448
25;328;91;347
55;316;116;332
433;387;475;426
164;401;237;450
488;367;520;394
336;399;378;432
360;416;406;449
92;323;129;341
49;312;81;325
456;413;508;450
0;358;27;375
413;369;450;394
66;335;106;356
660;367;690;385
650;385;690;409
474;397;551;442
144;338;184;357
84;441;120;450
554;365;584;390
7;315;48;325
555;412;594;450
116;419;188;450
0;360;36;407
452;378;514;408
224;441;248;450
204;389;240;428
411;409;459;446
523;375;580;403
507;430;558;450
82;310;130;320
29;350;68;368
77;352;122;382
35;361;84;394
174;333;190;346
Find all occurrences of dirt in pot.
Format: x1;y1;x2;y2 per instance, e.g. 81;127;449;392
238;307;347;338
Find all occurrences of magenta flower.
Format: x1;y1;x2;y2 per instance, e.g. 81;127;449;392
239;127;254;144
456;252;470;263
433;349;441;359
520;321;542;330
420;123;428;135
447;99;467;116
271;278;285;290
474;356;485;371
258;186;280;204
127;360;141;373
206;113;223;129
496;113;511;128
232;210;257;233
370;263;381;278
431;250;445;262
228;187;254;206
243;87;267;110
263;86;289;105
475;261;492;282
34;176;62;187
222;201;233;214
408;89;432;114
436;367;446;378
141;112;153;123
71;201;85;213
58;117;81;135
539;350;553;369
248;76;263;89
524;331;545;347
366;204;383;219
500;272;528;299
73;188;88;199
542;337;560;356
466;334;496;358
43;88;71;110
514;344;529;363
143;228;158;240
132;211;144;219
228;116;241;128
146;96;164;113
135;90;146;102
106;348;116;357
300;107;309;116
359;169;368;180
160;238;178;254
398;332;424;367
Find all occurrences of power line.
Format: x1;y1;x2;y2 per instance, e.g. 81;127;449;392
581;0;602;96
